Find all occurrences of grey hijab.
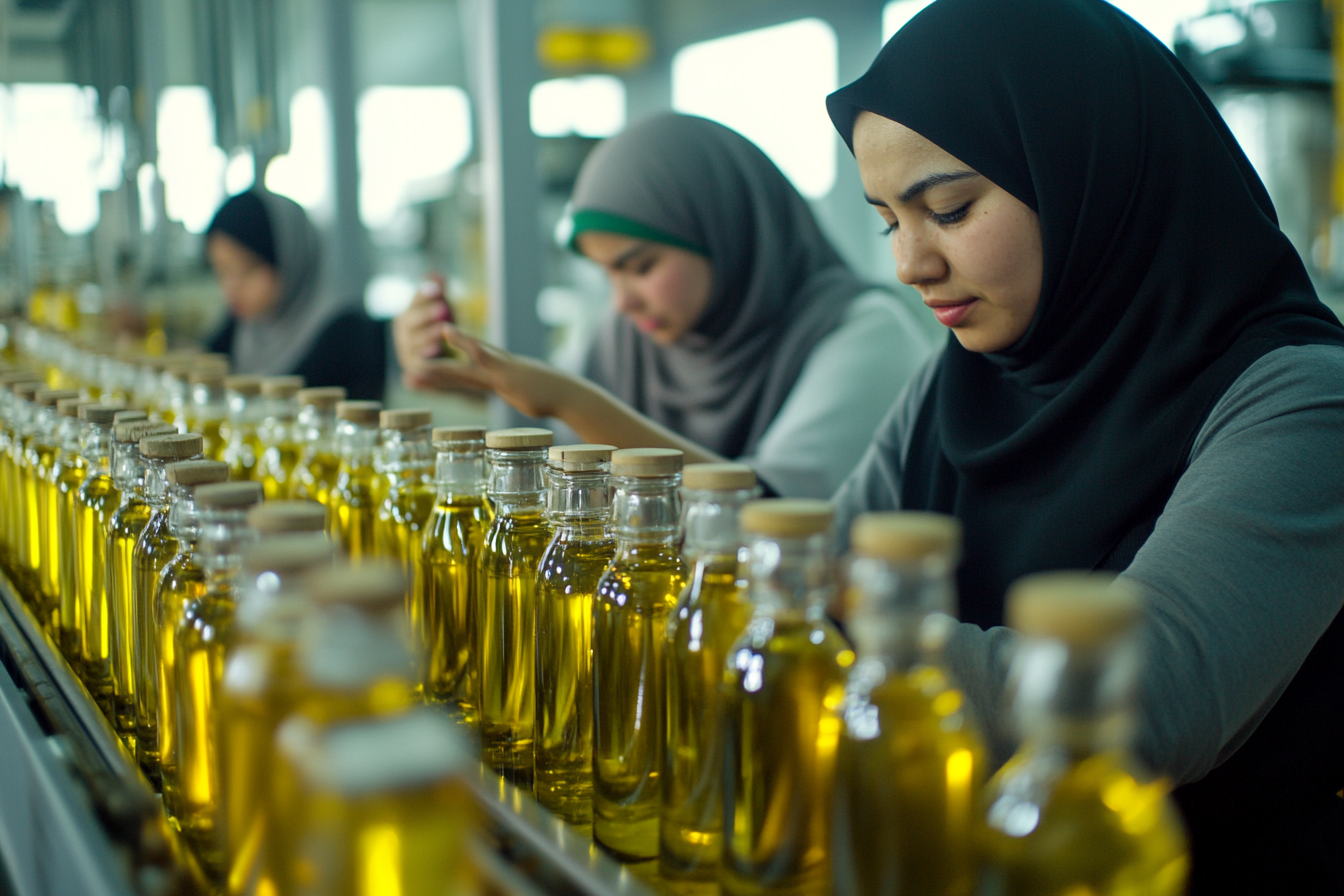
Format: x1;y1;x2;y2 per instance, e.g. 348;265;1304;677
230;191;353;376
575;113;872;459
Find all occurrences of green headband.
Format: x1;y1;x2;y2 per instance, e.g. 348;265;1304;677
566;209;706;256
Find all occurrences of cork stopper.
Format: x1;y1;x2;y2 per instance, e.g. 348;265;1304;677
741;499;833;538
247;500;328;534
139;433;204;459
165;460;230;487
548;444;616;469
10;381;45;399
241;534;336;577
56;397;85;417
485;427;553;450
261;375;306;398
224;375;263;396
114;421;174;443
304;562;407;610
850;512;961;563
682;463;757;491
379;409;433;431
197;352;231;369
611;447;683;477
194;481;264;510
298;386;347;409
189;369;226;387
35;389;79;407
336;400;383;425
1006;573;1142;645
0;370;40;385
79;404;122;424
432;425;485;444
113;410;148;424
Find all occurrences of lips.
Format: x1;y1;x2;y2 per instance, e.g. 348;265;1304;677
927;299;977;328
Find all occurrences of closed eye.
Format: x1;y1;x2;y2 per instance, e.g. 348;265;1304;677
931;202;972;226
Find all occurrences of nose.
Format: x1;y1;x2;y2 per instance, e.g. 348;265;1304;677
609;274;643;315
892;227;947;287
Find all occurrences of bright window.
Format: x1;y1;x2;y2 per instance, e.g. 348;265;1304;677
157;86;227;233
530;75;626;139
672;18;838;199
882;0;935;42
357;86;472;230
2;83;109;234
265;87;333;216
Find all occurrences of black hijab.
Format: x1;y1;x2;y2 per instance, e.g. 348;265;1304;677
827;0;1344;627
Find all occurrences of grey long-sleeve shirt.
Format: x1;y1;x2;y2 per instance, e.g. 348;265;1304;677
832;343;1344;784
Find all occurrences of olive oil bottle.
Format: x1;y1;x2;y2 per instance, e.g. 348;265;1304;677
222;375;265;480
372;409;437;633
6;380;46;602
420;426;490;715
980;574;1189;896
173;480;263;877
592;448;686;861
535;443;616;824
289;386;345;505
661;462;758;880
833;513;985;896
106;420;177;742
27;388;79;625
186;370;228;458
254;375;305;499
51;397;93;656
478;427;553;786
722;499;852;896
329;399;383;562
157;460;231;819
0;375;41;570
131;433;205;781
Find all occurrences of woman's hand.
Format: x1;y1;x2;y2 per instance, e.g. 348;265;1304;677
392;275;455;370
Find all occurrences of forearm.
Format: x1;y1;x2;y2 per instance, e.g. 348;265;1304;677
555;372;723;463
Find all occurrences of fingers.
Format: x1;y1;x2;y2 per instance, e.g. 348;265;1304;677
403;357;494;394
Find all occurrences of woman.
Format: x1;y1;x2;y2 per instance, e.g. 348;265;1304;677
828;0;1344;891
205;189;386;399
394;113;932;498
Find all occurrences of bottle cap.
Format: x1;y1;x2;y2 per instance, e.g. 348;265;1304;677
682;462;756;491
56;398;86;417
0;371;40;385
189;370;226;387
166;460;230;487
548;444;616;470
432;425;485;443
35;389;79;407
379;409;433;430
114;421;174;443
740;498;833;538
485;427;553;449
247;500;328;534
241;533;336;576
850;512;961;562
261;375;305;398
1006;572;1142;645
79;404;122;424
140;433;204;459
10;381;45;399
336;400;383;425
298;386;347;409
112;409;148;424
611;447;683;477
224;375;263;396
304;562;406;610
194;481;264;509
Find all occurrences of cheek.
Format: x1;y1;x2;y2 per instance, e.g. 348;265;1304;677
642;264;699;321
952;207;1043;313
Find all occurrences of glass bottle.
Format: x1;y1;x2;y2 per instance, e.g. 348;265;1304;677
478;427;553;787
186;370;228;459
288;386;345;505
661;462;758;879
0;374;41;569
420;426;490;715
106;420;177;743
220;533;335;896
721;499;852;896
131;433;206;782
73;405;130;707
254;375;305;499
222;375;265;480
5;380;45;599
832;512;986;896
51;397;93;657
329;399;383;562
156;359;192;427
173;480;263;877
27;387;79;625
535;443;616;824
592;447;686;861
157;460;231;819
980;573;1190;896
374;409;437;641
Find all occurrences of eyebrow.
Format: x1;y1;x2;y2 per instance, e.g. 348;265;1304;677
610;242;652;270
865;170;979;207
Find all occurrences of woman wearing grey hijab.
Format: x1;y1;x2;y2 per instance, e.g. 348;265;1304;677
206;189;386;400
395;113;930;496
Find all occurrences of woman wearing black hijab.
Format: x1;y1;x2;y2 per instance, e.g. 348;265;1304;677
827;0;1344;891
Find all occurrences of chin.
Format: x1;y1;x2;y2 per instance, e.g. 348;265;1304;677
950;328;1015;354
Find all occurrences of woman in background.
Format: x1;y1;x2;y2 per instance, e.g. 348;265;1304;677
205;189;386;399
395;113;932;498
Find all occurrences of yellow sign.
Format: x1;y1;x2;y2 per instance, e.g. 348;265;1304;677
538;26;652;70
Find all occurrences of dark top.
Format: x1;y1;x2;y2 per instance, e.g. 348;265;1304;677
208;309;387;401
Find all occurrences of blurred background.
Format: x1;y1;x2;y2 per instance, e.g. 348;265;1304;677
0;0;1336;415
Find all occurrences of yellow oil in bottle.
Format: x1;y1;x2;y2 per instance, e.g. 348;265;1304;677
186;371;228;459
222;375;265;480
157;535;208;818
52;400;91;656
592;448;686;861
173;481;262;878
131;434;205;782
289;386;346;504
478;429;553;787
534;444;616;825
420;427;490;717
254;375;304;499
373;412;437;671
74;408;124;710
27;389;77;626
661;463;758;880
721;499;852;896
329;400;383;562
979;574;1189;896
833;513;985;896
3;382;43;596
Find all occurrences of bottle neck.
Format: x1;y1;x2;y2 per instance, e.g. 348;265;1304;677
296;406;336;445
681;486;756;561
546;463;611;533
79;422;112;473
112;442;146;493
612;474;680;548
227;391;263;425
1010;633;1138;759
337;422;377;469
487;447;546;514
744;531;833;617
197;508;257;590
167;485;200;543
846;553;957;672
298;605;416;691
434;443;486;500
377;428;433;483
